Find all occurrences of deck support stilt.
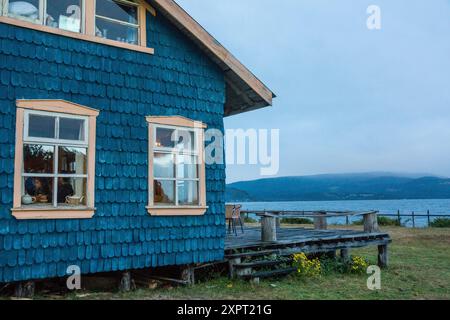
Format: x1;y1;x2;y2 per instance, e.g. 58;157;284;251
181;266;195;285
119;271;135;292
14;281;35;298
340;248;350;262
377;244;389;268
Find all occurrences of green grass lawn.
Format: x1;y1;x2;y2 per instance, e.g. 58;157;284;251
19;227;450;300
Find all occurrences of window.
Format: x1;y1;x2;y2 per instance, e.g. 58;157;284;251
95;0;139;45
0;0;155;54
12;100;99;220
146;116;207;216
2;0;83;33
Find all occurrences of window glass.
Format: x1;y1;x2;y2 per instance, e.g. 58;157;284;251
154;180;175;205
177;154;198;179
24;144;54;173
59;117;85;141
96;0;138;24
8;0;40;23
154;153;175;178
174;130;195;151
46;0;82;33
23;177;53;204
95;17;138;44
28;114;56;139
155;127;175;148
58;146;87;174
57;177;86;206
177;181;199;206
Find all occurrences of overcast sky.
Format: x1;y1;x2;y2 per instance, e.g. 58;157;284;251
176;0;450;183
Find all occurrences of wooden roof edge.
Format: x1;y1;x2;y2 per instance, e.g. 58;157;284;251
150;0;276;111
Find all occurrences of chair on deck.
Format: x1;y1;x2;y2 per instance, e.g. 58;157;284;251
226;204;244;235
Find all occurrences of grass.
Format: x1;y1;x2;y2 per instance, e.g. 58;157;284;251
430;218;450;228
8;226;450;300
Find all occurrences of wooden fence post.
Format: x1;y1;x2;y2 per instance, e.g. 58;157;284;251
397;210;401;225
412;211;415;228
378;245;389;268
427;210;430;227
261;216;277;242
314;212;327;230
363;211;380;233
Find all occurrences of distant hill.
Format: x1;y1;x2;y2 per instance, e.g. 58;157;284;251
226;173;450;202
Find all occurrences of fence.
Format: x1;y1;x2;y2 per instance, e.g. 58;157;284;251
345;210;450;228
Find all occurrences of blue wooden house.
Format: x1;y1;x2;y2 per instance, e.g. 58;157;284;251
0;0;274;284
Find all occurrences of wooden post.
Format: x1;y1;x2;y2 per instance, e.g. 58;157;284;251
412;211;415;228
397;210;401;225
119;271;135;292
14;281;35;298
377;244;389;268
261;216;277;242
363;212;379;233
181;266;195;285
314;212;327;230
427;210;430;227
228;257;241;279
340;248;350;262
346;216;349;226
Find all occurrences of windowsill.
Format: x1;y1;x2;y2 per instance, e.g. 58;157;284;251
11;206;96;220
0;16;154;55
146;206;208;216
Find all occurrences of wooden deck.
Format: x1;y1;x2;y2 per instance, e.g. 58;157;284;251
225;227;391;254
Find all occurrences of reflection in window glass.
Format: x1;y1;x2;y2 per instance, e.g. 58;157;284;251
174;130;195;151
58;147;87;174
57;177;86;205
177;181;199;206
28;114;56;139
23;177;53;204
24;144;54;173
154;153;175;178
95;17;138;45
8;0;40;23
177;155;198;179
154;180;175;205
155;127;175;148
59;118;85;141
96;0;138;24
46;0;82;33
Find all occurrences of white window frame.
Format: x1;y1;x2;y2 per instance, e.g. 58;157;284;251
146;116;207;216
22;109;90;208
152;123;201;207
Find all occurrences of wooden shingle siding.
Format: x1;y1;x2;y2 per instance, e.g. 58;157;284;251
0;11;226;282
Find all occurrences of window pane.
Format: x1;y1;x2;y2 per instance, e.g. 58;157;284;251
57;177;86;206
8;0;41;23
23;177;53;205
46;0;82;33
59;118;85;141
177;155;198;179
24;144;54;173
155;128;195;151
96;0;138;24
154;180;175;206
177;181;199;206
174;130;195;152
155;127;175;148
58;147;87;174
28;114;56;139
154;153;175;178
95;17;139;44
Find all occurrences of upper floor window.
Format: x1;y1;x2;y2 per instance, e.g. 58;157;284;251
0;0;155;54
2;0;83;33
95;0;140;45
12;100;99;220
146;116;208;216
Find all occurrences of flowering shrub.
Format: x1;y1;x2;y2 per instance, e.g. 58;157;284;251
292;253;321;277
349;256;369;274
